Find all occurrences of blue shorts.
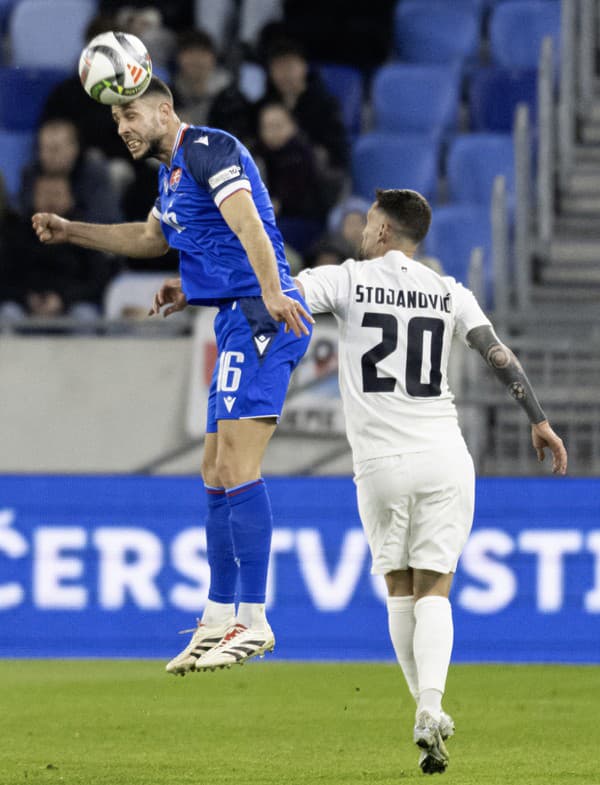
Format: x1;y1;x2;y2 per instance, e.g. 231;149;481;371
206;289;312;433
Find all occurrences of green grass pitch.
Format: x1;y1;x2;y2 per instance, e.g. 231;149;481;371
0;660;598;784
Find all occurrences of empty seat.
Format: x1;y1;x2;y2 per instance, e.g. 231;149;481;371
351;132;439;203
393;3;481;65
446;133;515;206
104;272;185;322
318;63;364;138
371;63;460;138
0;67;70;131
424;204;493;305
9;0;97;69
0;128;34;197
490;0;561;70
468;66;538;131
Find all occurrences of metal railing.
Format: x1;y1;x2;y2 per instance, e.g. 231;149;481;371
537;36;556;247
558;0;577;185
578;0;596;122
513;103;532;310
491;174;509;330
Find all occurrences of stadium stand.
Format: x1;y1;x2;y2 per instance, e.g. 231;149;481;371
370;63;460;140
0;127;33;197
489;0;561;70
9;0;97;68
351;132;440;203
467;66;539;132
0;67;69;130
317;63;364;139
446;133;515;208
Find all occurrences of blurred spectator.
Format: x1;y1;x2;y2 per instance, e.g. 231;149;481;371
326;195;370;257
261;38;349;171
99;0;193;33
254;101;329;255
282;0;395;69
0;174;28;319
171;30;253;142
113;5;176;74
7;173;116;321
19;118;121;224
194;0;283;60
305;195;370;268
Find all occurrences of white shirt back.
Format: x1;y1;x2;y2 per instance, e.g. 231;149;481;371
297;251;491;463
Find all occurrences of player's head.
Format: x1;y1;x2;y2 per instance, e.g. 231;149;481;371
359;189;432;260
111;76;178;161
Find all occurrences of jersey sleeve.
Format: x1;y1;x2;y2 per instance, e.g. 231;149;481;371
297;263;352;317
452;281;492;346
151;194;162;220
184;131;251;207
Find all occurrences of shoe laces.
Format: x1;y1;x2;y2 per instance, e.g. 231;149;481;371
178;617;203;635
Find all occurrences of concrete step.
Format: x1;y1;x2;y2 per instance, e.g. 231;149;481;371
574;144;600;165
548;236;600;264
559;192;600;214
531;277;600;298
539;263;600;285
580;123;600;144
554;215;600;236
563;168;600;193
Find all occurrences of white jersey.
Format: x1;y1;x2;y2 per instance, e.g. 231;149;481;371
297;250;491;463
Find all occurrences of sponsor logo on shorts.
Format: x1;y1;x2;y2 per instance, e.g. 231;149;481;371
223;395;236;412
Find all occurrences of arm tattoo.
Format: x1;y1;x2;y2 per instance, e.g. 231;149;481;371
466;325;546;424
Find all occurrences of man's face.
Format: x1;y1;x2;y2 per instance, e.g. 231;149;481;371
258;105;296;150
111;98;165;160
269;54;307;96
178;46;215;83
39;123;79;175
359;204;385;260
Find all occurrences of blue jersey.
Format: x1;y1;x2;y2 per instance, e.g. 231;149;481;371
152;124;295;306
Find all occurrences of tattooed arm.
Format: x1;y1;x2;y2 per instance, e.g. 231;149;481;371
466;324;567;475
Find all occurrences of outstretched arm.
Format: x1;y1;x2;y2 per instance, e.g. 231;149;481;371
466;324;567;475
32;208;169;259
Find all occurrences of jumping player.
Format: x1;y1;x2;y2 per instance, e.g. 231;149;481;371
32;77;313;673
295;189;567;774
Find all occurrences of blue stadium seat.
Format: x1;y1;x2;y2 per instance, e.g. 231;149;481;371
423;204;493;305
317;63;364;139
446;133;515;206
9;0;97;69
0;0;17;34
468;66;538;131
0;67;70;130
489;0;561;70
371;63;460;139
0;128;34;197
351;132;439;203
393;3;481;65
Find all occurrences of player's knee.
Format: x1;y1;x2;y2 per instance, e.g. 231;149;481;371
215;453;257;489
201;457;221;488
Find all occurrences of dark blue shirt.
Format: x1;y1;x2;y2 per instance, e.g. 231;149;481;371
153;124;294;305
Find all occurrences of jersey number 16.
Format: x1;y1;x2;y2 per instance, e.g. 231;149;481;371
361;313;445;398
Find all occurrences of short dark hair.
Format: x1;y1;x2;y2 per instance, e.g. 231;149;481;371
375;188;432;244
139;76;174;104
177;29;216;54
266;37;307;64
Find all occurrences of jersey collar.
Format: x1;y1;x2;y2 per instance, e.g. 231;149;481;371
170;123;189;166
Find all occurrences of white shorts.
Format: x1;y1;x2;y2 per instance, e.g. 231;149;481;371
354;443;475;575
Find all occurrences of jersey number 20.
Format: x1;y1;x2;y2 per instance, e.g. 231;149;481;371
361;313;444;397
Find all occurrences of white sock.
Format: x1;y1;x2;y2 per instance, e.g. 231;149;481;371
201;599;235;626
413;596;454;721
237;602;268;629
386;595;419;702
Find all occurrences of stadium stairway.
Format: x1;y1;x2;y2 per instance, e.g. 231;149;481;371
537;85;600;300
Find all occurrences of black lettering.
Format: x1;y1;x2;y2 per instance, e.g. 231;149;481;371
397;290;406;307
407;291;417;308
418;293;428;308
375;287;384;304
443;294;451;313
365;286;374;302
428;294;439;310
356;285;364;303
386;289;395;305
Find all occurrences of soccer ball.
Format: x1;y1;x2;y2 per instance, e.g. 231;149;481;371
78;31;152;106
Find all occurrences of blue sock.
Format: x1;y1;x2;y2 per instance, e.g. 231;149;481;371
205;485;238;604
226;478;272;604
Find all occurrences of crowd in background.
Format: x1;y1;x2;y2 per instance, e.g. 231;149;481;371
0;0;405;324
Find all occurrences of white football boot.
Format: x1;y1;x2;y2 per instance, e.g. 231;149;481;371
439;711;455;741
194;622;275;671
165;618;234;675
414;710;450;775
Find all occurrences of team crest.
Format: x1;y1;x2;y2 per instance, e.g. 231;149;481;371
170;167;182;190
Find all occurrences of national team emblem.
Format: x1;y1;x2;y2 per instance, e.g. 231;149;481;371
170;167;182;190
